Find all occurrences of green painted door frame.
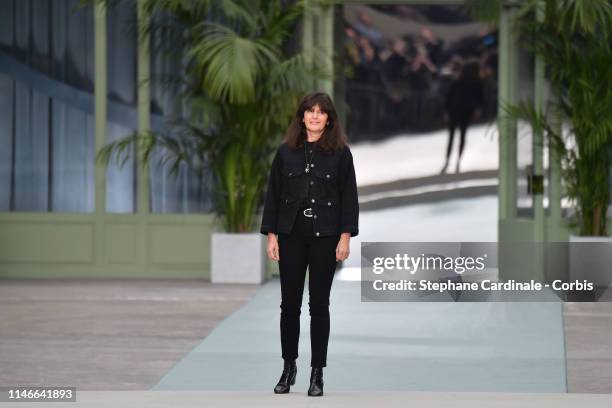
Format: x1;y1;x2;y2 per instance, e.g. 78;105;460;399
496;1;569;281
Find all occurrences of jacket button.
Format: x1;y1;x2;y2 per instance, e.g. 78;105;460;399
326;174;330;178
327;201;331;206
313;214;317;219
289;172;292;176
311;198;315;203
316;232;320;236
310;163;315;168
310;181;314;185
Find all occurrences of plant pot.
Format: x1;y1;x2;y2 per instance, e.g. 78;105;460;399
568;235;612;301
211;233;267;284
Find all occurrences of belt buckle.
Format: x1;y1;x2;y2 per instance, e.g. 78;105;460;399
303;208;313;217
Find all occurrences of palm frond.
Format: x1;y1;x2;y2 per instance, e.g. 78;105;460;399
187;22;280;103
261;0;307;46
217;0;258;34
558;0;612;33
263;48;331;96
96;132;141;169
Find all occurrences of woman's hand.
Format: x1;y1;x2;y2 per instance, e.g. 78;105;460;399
336;233;351;262
267;233;280;261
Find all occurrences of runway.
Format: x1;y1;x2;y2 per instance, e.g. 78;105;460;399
154;278;566;392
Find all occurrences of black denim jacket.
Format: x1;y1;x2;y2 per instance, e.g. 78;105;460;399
260;142;359;237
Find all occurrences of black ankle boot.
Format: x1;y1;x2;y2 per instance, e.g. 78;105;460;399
273;359;297;394
307;367;324;396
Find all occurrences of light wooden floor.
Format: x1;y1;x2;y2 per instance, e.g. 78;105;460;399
564;302;612;393
0;280;259;390
1;280;611;393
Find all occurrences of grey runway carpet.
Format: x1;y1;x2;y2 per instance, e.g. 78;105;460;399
154;277;566;393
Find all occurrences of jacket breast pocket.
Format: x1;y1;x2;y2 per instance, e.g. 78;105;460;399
282;167;304;198
313;168;338;198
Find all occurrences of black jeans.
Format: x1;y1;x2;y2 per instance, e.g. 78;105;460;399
278;210;340;367
446;113;472;160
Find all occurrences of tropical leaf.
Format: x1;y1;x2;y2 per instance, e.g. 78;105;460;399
187;22;280;103
558;0;612;33
261;0;307;45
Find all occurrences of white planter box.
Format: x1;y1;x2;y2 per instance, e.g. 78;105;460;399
568;235;612;299
211;233;267;284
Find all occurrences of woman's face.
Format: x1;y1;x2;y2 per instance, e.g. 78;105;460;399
302;104;329;134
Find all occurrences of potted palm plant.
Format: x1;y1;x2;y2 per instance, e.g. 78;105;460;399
468;0;612;296
503;0;611;237
95;0;329;283
516;0;612;297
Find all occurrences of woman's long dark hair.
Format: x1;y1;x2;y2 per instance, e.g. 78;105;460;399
284;92;348;153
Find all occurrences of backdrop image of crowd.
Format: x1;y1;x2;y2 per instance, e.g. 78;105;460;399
342;4;498;141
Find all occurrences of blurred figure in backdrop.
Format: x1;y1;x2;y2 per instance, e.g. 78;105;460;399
353;9;385;48
440;59;484;174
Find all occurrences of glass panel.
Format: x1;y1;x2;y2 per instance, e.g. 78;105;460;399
0;74;12;211
52;101;95;212
105;0;137;213
0;0;14;47
149;151;214;214
0;0;95;213
13;87;49;211
148;11;213;213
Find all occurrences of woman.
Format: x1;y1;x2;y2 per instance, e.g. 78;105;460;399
440;59;485;174
260;92;359;396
